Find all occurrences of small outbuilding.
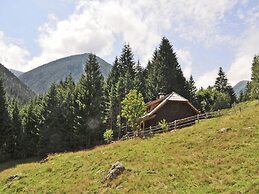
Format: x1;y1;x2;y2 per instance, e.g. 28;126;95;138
140;92;199;129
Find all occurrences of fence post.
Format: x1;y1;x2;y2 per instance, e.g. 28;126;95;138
197;114;199;123
174;120;177;129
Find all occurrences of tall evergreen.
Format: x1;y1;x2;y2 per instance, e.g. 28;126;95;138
186;75;198;107
38;83;63;157
8;100;22;158
22;101;40;158
214;67;236;104
0;78;10;161
77;54;105;147
134;61;146;97
249;55;259;99
145;50;163;101
157;37;187;96
119;43;135;79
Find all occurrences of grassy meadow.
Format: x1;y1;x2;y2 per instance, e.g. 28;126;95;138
0;101;258;193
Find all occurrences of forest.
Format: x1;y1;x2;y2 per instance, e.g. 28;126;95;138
0;37;258;163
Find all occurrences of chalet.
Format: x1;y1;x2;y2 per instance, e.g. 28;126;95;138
140;92;199;129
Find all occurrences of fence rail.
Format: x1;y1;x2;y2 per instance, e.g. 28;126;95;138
121;111;222;140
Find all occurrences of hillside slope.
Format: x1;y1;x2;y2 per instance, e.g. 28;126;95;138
233;80;248;96
19;53;112;94
0;101;258;193
0;64;35;103
8;69;24;77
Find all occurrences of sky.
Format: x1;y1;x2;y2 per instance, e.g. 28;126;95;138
0;0;259;88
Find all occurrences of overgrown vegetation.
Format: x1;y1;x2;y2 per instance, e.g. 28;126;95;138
0;101;258;193
0;36;258;164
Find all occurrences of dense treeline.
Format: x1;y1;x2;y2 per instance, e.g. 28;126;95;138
1;37;257;162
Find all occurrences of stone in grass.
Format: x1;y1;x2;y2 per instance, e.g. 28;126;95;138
241;127;253;130
219;128;232;133
6;174;23;183
103;161;125;182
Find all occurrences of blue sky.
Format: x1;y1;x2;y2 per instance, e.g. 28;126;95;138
0;0;259;87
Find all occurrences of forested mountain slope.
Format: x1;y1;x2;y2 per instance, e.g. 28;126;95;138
19;53;112;93
0;101;258;193
0;64;35;103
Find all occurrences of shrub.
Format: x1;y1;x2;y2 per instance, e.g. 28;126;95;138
103;129;114;143
159;119;169;132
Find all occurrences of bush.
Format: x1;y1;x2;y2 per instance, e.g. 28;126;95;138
103;129;114;143
159;119;168;132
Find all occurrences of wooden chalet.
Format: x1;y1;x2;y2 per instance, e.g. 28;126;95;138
140;92;199;129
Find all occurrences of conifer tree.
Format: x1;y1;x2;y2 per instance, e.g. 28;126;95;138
77;54;105;147
38;83;63;157
250;55;259;99
214;67;236;104
8;100;22;159
157;37;187;96
0;78;10;161
186;75;198;107
145;50;163;101
22;101;40;158
134;61;146;97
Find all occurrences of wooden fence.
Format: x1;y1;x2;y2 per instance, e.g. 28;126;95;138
121;111;222;140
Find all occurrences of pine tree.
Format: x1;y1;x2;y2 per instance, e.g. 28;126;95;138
145;50;163;101
38;83;63;157
22;101;40;158
250;55;259;99
76;54;105;147
214;67;228;93
214;67;236;104
157;37;187;96
186;76;198;107
8;100;22;159
119;43;135;79
134;61;146;97
0;78;10;161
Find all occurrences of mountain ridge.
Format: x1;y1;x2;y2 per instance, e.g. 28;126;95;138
0;64;35;103
19;53;112;94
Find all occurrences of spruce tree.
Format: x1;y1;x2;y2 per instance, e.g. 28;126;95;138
0;78;10;161
250;55;259;99
8;100;22;159
22;101;40;158
38;83;63;157
214;67;236;104
134;61;146;97
186;75;198;107
145;50;163;101
157;37;187;96
77;54;105;147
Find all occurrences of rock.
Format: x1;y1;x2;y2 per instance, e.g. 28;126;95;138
241;127;253;130
6;174;22;183
219;128;232;132
146;170;157;174
103;161;125;182
40;158;48;164
116;183;123;190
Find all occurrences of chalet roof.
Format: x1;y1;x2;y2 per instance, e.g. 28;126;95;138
142;91;199;120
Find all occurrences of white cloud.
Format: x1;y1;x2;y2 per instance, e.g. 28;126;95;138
196;69;218;89
227;25;259;85
176;49;192;78
0;31;30;71
23;0;239;71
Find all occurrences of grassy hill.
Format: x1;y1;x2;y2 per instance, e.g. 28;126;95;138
19;53;112;94
0;101;258;193
0;64;35;103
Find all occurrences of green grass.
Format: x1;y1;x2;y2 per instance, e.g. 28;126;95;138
0;101;259;193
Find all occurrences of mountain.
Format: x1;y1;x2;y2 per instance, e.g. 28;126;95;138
233;80;249;96
9;69;24;77
0;101;258;193
19;53;112;94
0;64;35;103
